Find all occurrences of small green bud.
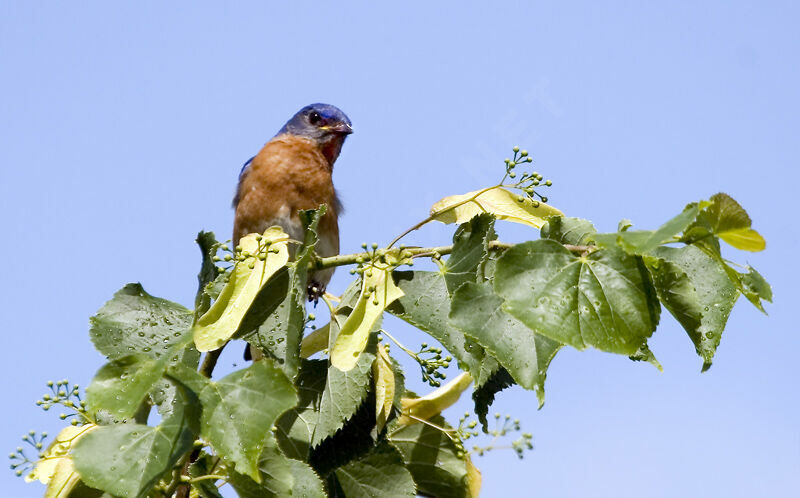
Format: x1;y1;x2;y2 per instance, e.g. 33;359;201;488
527;157;533;162
46;381;54;387
545;179;552;186
513;146;520;153
532;201;540;207
509;172;516;178
371;242;378;249
508;161;516;167
504;158;510;164
212;256;221;262
541;196;548;203
361;242;368;249
520;150;528;156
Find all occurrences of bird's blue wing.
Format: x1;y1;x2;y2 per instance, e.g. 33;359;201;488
232;156;255;208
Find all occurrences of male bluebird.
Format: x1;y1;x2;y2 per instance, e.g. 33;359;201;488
232;103;352;301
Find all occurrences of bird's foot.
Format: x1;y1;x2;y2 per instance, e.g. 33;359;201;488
307;281;326;305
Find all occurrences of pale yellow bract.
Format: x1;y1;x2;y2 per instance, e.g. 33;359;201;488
193;227;290;352
398;372;473;426
27;424;98;498
330;264;404;371
430;186;563;228
372;342;396;432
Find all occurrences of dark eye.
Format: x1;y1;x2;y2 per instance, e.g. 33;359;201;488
308;111;322;125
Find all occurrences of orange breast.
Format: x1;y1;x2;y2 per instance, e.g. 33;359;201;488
232;135;340;252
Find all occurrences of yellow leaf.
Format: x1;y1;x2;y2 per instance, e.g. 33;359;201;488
466;455;482;498
44;458;81;498
373;342;395;432
430;187;563;228
299;323;329;358
330;265;404;371
719;228;766;252
27;424;97;494
398;372;473;425
194;227;290;352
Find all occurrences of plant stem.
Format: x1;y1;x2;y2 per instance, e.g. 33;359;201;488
313;241;593;271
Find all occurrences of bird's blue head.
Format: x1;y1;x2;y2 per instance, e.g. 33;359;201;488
277;103;353;141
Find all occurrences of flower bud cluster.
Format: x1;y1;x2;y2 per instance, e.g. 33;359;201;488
348;243;414;276
35;379;88;426
504;146;554;207
470;413;534;459
415;342;452;388
8;430;47;477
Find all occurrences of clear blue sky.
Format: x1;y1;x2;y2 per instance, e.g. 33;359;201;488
2;2;797;496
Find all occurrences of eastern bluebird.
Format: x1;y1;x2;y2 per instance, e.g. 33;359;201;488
232;103;352;302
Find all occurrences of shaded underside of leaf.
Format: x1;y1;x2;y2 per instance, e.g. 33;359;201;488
333;443;416;498
471;367;516;432
389;414;470;498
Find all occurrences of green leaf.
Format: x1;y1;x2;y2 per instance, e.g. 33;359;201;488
443;214;496;295
193;227;290;352
389;414;471;498
540;216;596;246
275;335;377;454
591;204;701;255
647;246;738;370
86;355;165;420
313;330;377;447
450;281;561;407
168;359;296;482
471;367;515;432
89;283;197;366
246;208;324;377
73;382;199;498
701;193;766;251
628;343;663;371
494;240;660;355
431;186;563;228
334;444;416;498
739;265;772;311
331;264;404;371
228;438;325;498
275;360;328;461
194;231;219;316
389;271;499;386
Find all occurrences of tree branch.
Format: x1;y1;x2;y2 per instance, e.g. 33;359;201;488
312;241;593;270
